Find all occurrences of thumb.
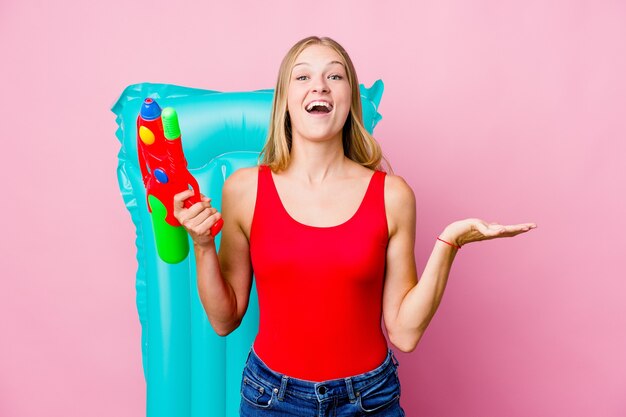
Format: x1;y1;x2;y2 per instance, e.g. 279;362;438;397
173;189;195;210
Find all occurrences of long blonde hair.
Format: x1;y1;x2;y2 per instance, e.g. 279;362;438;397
258;36;393;174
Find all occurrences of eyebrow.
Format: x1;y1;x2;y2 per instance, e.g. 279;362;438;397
293;60;345;69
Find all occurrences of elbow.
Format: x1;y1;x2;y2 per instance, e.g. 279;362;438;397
389;329;423;353
212;319;242;337
393;340;418;354
215;328;231;337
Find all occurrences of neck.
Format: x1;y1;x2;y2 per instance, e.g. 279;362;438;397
286;133;348;185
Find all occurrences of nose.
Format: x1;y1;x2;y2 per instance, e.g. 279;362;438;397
311;75;329;93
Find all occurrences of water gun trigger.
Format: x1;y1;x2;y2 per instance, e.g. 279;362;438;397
183;176;202;209
182;182;223;237
182;192;201;209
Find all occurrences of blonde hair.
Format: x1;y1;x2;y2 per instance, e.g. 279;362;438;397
258;36;393;174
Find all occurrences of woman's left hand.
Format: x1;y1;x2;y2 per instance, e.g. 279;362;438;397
440;218;537;248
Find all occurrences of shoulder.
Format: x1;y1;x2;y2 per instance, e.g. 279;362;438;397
223;165;260;196
222;166;261;234
383;173;416;236
385;173;415;200
222;166;259;211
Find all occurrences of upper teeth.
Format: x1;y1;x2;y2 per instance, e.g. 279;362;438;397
306;101;333;112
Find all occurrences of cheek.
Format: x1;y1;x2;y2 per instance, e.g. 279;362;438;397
338;96;351;118
286;96;297;114
286;91;302;112
339;108;351;125
339;89;352;108
285;85;296;110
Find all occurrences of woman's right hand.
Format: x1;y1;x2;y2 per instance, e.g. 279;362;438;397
173;189;222;248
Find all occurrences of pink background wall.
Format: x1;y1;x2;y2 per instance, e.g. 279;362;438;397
1;0;624;416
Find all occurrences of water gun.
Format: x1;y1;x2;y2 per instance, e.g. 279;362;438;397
136;98;224;264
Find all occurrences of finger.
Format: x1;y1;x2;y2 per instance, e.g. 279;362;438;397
185;196;212;212
182;207;217;231
487;222;506;234
518;223;537;232
510;223;537;231
186;203;215;219
510;222;536;228
197;194;213;207
474;222;486;235
197;200;213;209
499;224;533;235
476;222;500;237
196;211;222;234
173;189;195;209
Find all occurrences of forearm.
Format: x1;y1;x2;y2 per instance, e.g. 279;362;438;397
393;230;459;351
194;243;239;336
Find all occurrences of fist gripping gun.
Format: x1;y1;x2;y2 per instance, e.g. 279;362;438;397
137;98;224;264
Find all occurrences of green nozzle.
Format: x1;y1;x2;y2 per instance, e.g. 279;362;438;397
162;107;181;140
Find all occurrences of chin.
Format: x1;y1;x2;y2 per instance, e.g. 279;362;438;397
304;132;342;142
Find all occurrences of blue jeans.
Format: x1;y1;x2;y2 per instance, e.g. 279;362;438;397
239;347;405;416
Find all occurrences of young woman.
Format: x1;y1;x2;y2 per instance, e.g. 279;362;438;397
173;36;536;416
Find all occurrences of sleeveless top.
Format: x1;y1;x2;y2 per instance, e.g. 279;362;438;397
249;164;390;382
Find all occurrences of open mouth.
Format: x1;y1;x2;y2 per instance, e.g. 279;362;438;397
305;101;334;115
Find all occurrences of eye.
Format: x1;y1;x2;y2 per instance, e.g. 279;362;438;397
295;75;308;81
329;74;343;80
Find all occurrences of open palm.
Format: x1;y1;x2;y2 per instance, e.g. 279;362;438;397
447;218;537;248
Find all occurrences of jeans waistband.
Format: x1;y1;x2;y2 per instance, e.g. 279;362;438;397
244;346;400;401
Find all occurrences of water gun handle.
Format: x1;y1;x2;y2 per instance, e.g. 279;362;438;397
182;176;201;209
171;132;224;237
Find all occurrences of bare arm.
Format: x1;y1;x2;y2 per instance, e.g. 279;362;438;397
382;175;458;353
194;243;240;337
174;168;255;336
383;174;536;352
389;229;459;352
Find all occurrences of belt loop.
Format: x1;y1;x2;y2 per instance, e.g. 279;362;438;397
344;377;357;403
391;350;400;368
278;375;289;401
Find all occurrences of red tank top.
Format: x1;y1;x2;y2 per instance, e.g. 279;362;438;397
249;164;390;381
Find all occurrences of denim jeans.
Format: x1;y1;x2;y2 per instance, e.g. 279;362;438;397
239;346;405;416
